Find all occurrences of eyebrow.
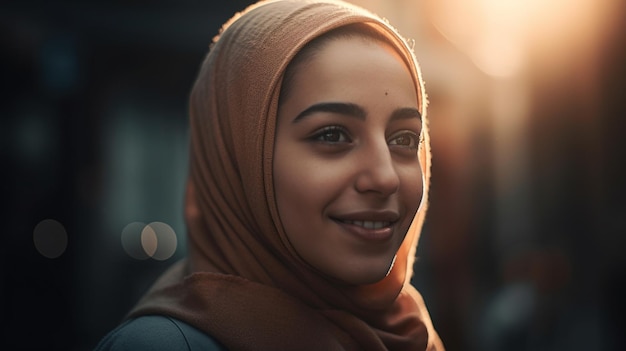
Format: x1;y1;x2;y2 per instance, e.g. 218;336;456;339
390;107;422;121
293;102;365;123
292;102;421;123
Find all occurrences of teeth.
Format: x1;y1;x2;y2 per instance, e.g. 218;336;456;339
343;220;390;229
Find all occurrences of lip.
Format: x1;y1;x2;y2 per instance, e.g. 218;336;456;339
331;210;399;242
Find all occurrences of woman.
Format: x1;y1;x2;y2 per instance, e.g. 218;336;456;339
96;0;443;350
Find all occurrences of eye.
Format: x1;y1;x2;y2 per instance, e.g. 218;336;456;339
388;131;420;150
311;126;352;143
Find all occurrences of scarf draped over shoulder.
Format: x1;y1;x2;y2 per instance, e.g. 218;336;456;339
128;1;443;350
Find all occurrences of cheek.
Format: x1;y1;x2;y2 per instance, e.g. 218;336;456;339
274;148;344;219
399;163;424;215
274;147;318;226
273;148;340;260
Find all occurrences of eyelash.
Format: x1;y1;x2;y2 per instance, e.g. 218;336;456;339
310;126;352;143
388;131;422;150
309;125;423;150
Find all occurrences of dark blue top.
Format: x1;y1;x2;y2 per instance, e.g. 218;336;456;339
95;315;227;351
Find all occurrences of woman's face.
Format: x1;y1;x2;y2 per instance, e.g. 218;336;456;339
273;36;423;285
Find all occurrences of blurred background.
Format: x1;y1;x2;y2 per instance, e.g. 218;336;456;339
2;0;625;350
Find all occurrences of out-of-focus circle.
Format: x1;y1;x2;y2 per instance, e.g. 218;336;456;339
148;221;178;261
33;219;68;259
141;225;158;258
121;222;149;260
121;221;178;260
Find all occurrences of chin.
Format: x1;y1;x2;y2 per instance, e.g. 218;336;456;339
333;259;396;286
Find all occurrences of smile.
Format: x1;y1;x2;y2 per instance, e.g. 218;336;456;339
334;215;398;243
339;220;392;229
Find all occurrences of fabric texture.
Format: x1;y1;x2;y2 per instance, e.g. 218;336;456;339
95;315;226;350
126;0;443;350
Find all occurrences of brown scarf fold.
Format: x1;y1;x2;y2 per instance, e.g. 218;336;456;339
128;1;443;349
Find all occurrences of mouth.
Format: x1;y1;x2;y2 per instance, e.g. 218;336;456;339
337;220;392;230
331;211;400;241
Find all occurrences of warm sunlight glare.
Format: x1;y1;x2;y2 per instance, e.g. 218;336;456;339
432;0;609;78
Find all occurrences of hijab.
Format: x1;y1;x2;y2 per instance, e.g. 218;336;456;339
128;1;443;349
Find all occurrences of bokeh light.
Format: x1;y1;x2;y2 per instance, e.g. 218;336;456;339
147;221;178;261
121;221;149;260
121;221;178;260
33;219;68;259
140;224;158;258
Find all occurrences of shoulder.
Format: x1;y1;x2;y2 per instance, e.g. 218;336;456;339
94;315;227;351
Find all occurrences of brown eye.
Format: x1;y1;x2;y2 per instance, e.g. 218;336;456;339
393;135;412;146
312;126;351;143
389;132;419;150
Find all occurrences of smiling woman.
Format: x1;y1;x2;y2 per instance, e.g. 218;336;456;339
96;1;443;350
274;28;424;286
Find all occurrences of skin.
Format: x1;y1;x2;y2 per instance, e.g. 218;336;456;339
273;36;424;285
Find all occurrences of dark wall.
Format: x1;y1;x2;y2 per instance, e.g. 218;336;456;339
2;1;255;350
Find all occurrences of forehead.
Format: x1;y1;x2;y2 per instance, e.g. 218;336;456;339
280;24;417;98
281;36;417;109
310;36;408;75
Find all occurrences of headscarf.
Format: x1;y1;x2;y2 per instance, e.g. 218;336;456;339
128;0;443;350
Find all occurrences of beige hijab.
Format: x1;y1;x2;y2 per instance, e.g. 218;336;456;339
128;1;443;350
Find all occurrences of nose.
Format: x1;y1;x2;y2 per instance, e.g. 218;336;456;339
354;142;400;197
